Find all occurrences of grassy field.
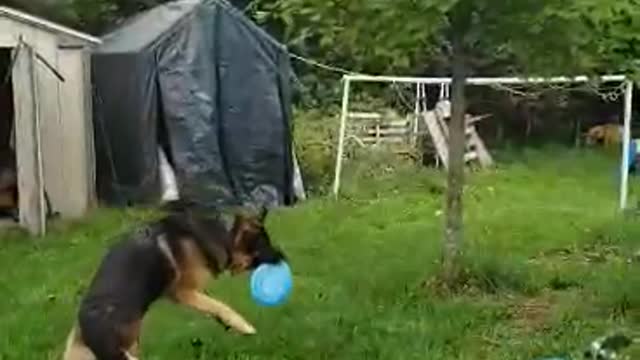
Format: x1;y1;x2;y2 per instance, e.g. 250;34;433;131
2;147;640;359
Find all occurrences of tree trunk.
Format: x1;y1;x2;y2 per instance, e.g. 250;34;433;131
442;45;467;284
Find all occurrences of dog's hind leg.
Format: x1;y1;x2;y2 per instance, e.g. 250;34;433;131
63;325;96;360
127;337;140;359
173;290;256;335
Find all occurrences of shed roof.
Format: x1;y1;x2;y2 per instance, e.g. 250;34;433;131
0;6;101;45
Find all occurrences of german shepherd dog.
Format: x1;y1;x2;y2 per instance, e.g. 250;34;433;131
63;201;286;360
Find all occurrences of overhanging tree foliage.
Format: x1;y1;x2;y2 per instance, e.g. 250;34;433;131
257;0;640;284
3;0;252;34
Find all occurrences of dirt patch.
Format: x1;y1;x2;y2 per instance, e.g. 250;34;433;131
421;265;529;298
506;291;557;333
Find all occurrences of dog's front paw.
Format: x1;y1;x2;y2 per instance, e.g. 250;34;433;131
236;323;256;335
214;316;256;335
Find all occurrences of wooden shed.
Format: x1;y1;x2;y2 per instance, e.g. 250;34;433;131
0;7;101;235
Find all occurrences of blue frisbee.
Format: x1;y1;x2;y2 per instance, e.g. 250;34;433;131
250;261;293;307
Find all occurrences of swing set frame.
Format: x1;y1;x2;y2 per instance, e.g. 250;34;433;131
332;74;634;211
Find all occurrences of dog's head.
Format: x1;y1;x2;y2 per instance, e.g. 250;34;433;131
162;200;286;274
585;125;605;145
228;207;286;274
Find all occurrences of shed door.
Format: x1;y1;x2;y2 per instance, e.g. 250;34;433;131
12;44;46;236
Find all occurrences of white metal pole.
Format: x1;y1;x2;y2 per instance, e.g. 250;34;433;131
343;74;627;85
411;84;420;145
414;84;420;114
332;78;351;198
620;80;634;210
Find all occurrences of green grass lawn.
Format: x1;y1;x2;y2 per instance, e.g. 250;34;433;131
2;147;640;359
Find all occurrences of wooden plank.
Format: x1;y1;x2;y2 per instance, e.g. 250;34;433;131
362;134;406;141
435;112;449;139
465;113;492;124
56;49;90;217
467;126;494;167
348;112;382;119
362;123;409;130
33;38;65;218
422;111;449;169
81;49;97;208
12;44;46;235
388;120;410;127
363;128;409;136
431;108;494;168
362;137;406;144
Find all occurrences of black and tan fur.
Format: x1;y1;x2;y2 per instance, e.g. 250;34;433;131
63;201;285;360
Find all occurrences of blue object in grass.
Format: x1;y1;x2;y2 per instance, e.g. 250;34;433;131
614;139;638;182
628;139;637;170
250;261;293;307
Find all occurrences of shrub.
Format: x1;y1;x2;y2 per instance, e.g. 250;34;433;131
292;108;341;194
292;105;422;195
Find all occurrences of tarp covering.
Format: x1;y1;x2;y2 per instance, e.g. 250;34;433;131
92;0;294;209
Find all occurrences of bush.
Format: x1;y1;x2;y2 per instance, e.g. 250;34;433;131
292;108;340;194
292;105;422;195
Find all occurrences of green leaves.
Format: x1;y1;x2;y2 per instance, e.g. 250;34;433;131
258;0;640;77
7;0;639;77
256;0;448;73
5;0;173;34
